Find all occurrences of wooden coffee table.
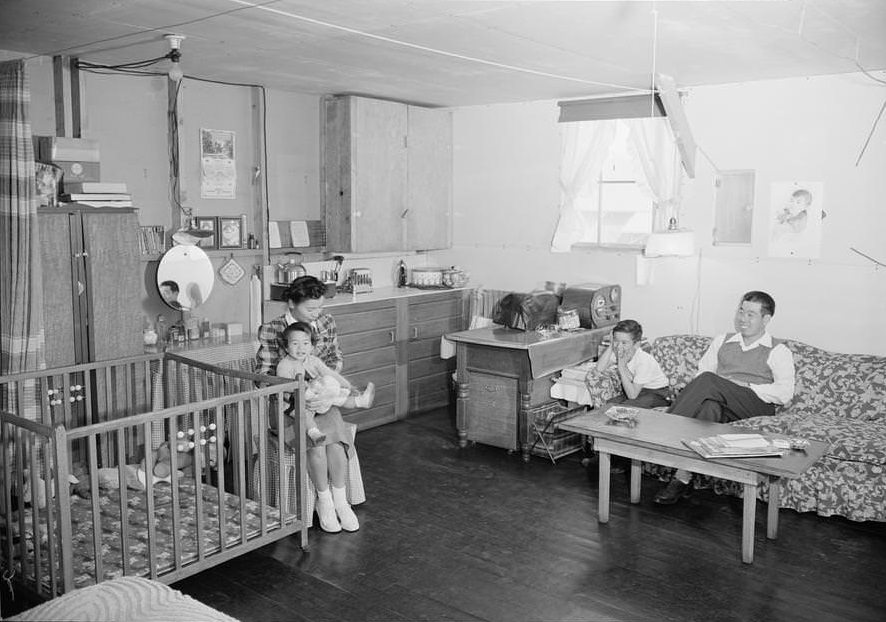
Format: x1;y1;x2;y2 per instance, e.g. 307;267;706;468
559;406;828;563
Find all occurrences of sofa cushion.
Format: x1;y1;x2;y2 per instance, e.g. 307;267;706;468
734;413;886;465
651;335;711;395
784;339;886;422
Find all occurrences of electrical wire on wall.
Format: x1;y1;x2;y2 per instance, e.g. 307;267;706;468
76;58;272;240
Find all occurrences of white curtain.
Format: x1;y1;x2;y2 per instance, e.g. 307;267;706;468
550;120;617;252
626;117;684;232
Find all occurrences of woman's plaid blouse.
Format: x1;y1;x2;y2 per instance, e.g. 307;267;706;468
256;312;343;375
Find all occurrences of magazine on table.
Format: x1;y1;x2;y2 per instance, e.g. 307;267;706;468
683;433;788;459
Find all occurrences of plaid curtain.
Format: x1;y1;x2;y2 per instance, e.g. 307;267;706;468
0;59;45;378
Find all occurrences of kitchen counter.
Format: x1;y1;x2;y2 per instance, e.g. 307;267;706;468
265;285;472;316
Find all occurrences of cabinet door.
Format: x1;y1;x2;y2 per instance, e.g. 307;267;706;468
407;291;466;413
328;299;398;429
406;106;452;251
39;211;78;367
324;96;407;253
80;211;143;361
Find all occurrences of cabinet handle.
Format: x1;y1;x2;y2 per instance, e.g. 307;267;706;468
412;327;419;339
77;281;85;295
389;330;395;343
81;251;88;258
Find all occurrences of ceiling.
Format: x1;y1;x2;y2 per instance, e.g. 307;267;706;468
1;0;884;107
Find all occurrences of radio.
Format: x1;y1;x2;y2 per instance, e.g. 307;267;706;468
559;283;621;329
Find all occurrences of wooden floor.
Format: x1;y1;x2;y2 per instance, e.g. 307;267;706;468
4;408;885;621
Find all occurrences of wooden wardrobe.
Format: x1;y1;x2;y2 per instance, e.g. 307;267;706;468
38;206;143;367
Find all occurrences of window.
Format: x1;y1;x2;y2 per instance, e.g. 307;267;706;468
552;90;690;254
573;120;654;247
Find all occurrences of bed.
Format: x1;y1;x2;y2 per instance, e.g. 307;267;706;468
7;575;239;621
0;352;309;600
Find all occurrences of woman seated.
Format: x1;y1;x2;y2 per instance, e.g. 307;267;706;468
257;275;363;533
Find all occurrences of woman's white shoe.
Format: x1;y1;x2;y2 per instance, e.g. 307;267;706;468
332;486;359;532
316;489;341;533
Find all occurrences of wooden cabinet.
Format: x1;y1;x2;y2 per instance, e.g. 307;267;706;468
448;326;609;461
266;288;468;430
38;206;143;366
323;95;452;253
326;299;399;429
406;290;466;413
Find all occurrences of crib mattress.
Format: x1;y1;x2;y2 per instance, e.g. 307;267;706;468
14;479;289;590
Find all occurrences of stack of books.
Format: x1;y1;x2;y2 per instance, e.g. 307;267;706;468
684;433;788;459
60;181;132;207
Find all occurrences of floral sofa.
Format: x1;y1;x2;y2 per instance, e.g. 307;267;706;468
648;335;886;522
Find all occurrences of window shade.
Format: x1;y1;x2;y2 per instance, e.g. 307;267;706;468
557;94;665;123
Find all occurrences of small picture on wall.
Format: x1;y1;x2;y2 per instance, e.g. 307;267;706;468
218;216;244;248
193;216;217;248
768;181;824;259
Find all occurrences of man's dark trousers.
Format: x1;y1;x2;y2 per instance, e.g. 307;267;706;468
669;372;776;423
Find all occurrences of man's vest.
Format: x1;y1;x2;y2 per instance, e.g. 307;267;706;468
716;333;780;385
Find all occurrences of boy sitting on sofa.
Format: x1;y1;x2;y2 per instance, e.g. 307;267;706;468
654;290;795;505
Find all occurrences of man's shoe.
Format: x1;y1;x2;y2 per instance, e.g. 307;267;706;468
654;479;692;505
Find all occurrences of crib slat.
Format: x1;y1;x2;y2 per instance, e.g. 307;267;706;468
15;430;31;591
0;422;13;574
235;401;248;545
256;396;268;535
192;407;206;565
53;425;75;594
275;389;287;523
168;415;183;573
214;404;227;553
142;421;158;580
27;438;44;596
115;427;131;578
87;435;103;584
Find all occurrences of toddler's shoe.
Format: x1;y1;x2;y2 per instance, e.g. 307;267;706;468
354;382;375;409
307;426;326;443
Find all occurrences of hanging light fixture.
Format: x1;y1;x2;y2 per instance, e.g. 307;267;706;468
164;33;185;83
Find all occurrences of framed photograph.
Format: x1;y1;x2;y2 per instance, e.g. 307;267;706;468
193;216;217;248
218;216;244;248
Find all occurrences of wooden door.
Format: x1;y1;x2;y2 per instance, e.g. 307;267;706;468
406;106;452;251
406;291;466;413
351;97;407;252
80;210;143;361
38;210;78;367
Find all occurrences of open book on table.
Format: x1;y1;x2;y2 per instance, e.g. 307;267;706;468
684;433;788;459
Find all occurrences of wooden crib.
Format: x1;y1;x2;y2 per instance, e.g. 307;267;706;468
0;352;308;600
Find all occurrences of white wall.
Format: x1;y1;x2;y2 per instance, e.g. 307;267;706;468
430;73;886;355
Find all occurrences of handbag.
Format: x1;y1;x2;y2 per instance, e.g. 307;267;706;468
492;291;560;331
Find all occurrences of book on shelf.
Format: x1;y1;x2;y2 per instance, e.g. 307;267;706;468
683;433;787;459
62;181;128;194
60;193;131;201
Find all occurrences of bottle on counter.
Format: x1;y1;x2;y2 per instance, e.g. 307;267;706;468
156;314;169;344
397;259;408;288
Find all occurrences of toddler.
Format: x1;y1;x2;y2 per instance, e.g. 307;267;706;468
276;321;374;446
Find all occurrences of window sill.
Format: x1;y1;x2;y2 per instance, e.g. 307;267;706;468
570;243;644;253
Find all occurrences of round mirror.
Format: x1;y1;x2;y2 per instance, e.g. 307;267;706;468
156;245;215;311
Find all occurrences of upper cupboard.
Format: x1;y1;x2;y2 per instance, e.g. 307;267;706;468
323;95;452;253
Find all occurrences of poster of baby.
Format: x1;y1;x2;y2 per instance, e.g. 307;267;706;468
768;181;824;259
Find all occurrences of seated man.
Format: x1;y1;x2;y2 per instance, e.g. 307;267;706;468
654;290;796;505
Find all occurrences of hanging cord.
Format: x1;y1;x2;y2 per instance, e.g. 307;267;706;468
854;96;886;167
649;6;659;117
